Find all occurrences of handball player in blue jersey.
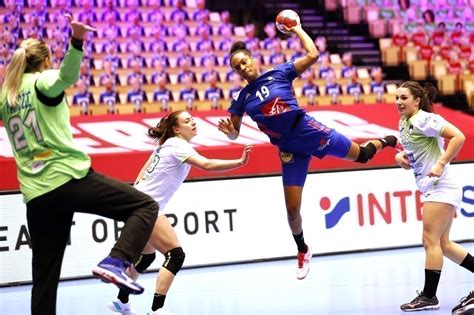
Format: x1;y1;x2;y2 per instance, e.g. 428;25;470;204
218;23;398;280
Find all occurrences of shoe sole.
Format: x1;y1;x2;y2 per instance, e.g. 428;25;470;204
107;302;136;315
453;304;474;315
401;304;440;312
92;266;144;295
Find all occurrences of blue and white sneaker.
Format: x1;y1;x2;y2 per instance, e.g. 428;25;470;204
107;298;136;315
92;256;144;295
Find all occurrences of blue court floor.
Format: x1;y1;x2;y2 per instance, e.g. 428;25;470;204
1;243;473;315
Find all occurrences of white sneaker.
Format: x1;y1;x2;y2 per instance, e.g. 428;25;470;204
148;309;175;315
107;298;136;315
296;246;312;280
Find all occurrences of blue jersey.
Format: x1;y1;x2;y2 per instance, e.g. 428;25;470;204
228;62;353;186
228;62;305;146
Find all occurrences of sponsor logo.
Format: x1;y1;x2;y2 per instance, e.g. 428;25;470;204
317;138;331;151
320;185;474;229
280;151;294;163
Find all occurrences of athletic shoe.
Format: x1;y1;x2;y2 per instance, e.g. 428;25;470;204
452;291;474;315
400;291;440;312
147;309;175;315
296;246;312;280
92;256;144;295
107;298;136;315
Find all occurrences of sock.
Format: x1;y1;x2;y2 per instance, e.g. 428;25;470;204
151;293;166;312
423;269;441;298
379;135;397;148
460;253;474;272
293;232;308;253
117;289;129;304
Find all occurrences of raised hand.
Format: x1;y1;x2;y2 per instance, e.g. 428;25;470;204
65;14;97;41
218;117;237;137
240;144;253;165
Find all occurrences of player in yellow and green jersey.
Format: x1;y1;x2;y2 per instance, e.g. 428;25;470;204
0;15;158;315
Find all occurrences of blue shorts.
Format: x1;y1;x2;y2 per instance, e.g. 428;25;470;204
279;115;352;186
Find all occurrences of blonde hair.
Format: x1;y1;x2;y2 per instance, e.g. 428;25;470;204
1;39;50;107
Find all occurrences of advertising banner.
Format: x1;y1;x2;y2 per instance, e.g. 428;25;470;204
1;164;472;285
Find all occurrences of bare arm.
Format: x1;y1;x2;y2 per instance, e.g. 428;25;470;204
290;25;319;75
218;114;243;140
186;144;252;171
428;122;465;177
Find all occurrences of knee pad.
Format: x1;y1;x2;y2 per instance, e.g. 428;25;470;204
162;247;185;275
355;142;376;164
133;253;156;273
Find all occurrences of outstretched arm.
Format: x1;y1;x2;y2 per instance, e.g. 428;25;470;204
186;144;252;171
218;114;242;140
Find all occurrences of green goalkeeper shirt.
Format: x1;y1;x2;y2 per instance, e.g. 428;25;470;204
0;42;91;203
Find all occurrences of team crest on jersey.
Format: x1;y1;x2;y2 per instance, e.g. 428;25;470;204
232;89;242;101
280;151;294;163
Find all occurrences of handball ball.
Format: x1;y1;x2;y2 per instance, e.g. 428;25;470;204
275;10;301;35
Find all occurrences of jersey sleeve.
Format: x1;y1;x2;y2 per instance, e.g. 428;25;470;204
172;140;198;163
36;43;83;98
228;87;246;117
277;61;298;82
417;113;447;137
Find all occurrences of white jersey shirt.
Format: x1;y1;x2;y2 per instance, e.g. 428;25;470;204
135;137;197;213
399;110;454;193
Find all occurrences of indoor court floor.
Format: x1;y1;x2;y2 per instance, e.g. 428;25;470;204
1;242;473;315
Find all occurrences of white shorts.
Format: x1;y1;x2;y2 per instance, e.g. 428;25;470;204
421;177;462;209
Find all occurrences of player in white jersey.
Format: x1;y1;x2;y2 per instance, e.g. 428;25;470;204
108;110;252;315
394;81;474;314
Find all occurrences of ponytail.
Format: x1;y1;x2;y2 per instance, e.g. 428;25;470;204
2;48;28;107
2;38;50;107
421;82;437;113
147;110;185;145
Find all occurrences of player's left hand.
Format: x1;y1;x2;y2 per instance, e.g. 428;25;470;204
218;117;236;135
66;13;97;41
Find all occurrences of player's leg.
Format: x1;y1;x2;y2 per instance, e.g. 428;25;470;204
401;201;452;312
344;136;398;163
26;196;74;315
147;215;184;313
281;151;312;279
111;215;183;314
50;169;158;295
108;242;156;315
